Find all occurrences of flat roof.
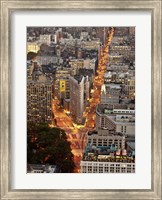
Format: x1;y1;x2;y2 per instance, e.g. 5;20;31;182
97;104;135;114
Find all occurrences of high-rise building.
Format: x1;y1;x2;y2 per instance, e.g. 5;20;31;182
123;77;135;99
96;104;135;136
54;67;75;101
27;80;53;124
69;75;85;124
27;64;53;124
80;138;135;173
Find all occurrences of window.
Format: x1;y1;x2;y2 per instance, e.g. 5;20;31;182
127;168;131;173
109;139;113;145
114;139;118;145
110;167;114;173
119;142;122;149
121;168;126;173
104;167;109;172
98;139;102;146
88;139;91;144
99;167;103;173
124;126;127;133
93;139;96;145
103;139;107;146
82;166;87;173
93;166;98;173
88;166;92;173
116;168;120;173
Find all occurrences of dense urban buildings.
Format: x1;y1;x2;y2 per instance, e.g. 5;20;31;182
27;27;135;173
27;61;53;124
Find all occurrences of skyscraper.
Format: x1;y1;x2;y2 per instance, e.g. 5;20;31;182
69;75;85;124
27;62;53;124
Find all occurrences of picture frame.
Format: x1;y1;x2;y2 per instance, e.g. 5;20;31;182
0;0;161;199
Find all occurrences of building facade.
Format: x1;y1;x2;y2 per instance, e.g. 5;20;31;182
27;78;53;124
69;75;85;124
100;84;121;104
54;68;75;100
96;104;135;136
27;42;40;53
37;56;58;65
87;130;125;150
80;160;135;173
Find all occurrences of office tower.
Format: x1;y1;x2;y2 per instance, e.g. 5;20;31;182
27;64;53;124
69;75;85;124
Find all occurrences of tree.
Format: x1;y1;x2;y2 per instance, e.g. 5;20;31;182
27;122;75;173
27;52;37;60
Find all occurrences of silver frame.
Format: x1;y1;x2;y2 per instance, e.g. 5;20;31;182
0;0;161;199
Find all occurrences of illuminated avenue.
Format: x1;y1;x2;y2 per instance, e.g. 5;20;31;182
27;27;135;173
52;29;114;172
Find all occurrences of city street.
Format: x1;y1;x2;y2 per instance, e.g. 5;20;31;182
52;28;114;172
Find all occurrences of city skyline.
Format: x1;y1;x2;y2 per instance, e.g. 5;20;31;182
27;27;135;173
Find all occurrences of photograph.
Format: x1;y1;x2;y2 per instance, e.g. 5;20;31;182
1;0;161;198
27;26;135;173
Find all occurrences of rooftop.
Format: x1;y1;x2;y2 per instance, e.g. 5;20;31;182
74;75;84;83
88;130;124;137
127;142;135;150
27;164;58;173
104;83;121;90
82;144;135;163
78;68;94;77
97;104;135;115
108;114;135;123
